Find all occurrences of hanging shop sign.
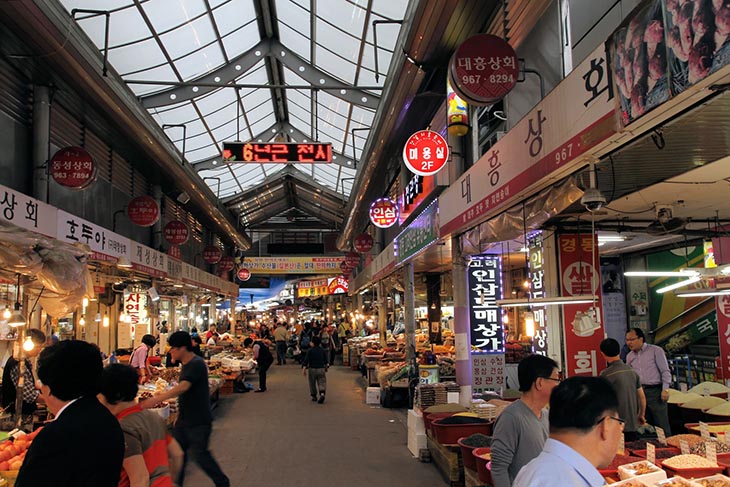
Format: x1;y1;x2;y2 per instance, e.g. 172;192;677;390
0;183;57;237
57;210;130;263
236;267;251;281
202;245;222;264
218;256;235;272
222;142;332;163
124;292;146;344
167;245;182;260
527;232;548;356
447;78;469;136
439;44;618;238
557;234;605;377
395;201;439;264
402;130;449;177
50;146;97;190
340;260;352;277
130;242;167;278
327;276;349;295
126;196;160;227
467;255;504;353
345;251;361;267
297;278;329;298
449;34;519;105
471;354;506;394
353;232;374;253
163;220;189;245
242;256;345;275
369;198;399;228
399;174;437;225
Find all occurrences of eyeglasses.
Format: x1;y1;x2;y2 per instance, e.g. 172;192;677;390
625;337;640;342
540;376;562;383
597;416;625;428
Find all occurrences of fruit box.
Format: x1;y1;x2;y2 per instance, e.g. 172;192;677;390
618;460;667;485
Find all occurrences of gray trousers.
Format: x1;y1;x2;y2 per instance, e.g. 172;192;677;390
308;368;326;397
644;386;671;436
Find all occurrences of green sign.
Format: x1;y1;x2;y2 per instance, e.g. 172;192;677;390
395;202;439;264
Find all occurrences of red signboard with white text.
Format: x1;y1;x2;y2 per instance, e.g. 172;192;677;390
50;146;97;190
716;292;730;382
402;130;449;177
164;220;189;245
557;234;605;377
127;196;160;227
369;198;399;228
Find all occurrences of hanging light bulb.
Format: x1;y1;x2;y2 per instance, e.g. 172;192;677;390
23;335;35;352
82;297;89;308
430;302;437;310
523;280;531;289
524;311;535;337
119;311;128;323
103;314;110;328
502;313;510;325
2;306;10;320
8;275;25;327
79;316;86;326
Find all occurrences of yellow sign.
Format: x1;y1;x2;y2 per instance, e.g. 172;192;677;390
244;256;345;274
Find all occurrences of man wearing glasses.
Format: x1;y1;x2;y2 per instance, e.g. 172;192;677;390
513;377;623;487
600;338;647;441
491;354;560;487
625;327;672;435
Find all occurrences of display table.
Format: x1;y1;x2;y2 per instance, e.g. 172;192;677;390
427;436;464;487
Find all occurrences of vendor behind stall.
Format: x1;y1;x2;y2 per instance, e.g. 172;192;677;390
129;334;158;384
1;329;46;414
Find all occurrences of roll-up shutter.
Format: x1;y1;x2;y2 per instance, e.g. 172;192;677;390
0;57;30;126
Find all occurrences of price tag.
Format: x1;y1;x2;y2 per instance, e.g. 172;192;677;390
706;441;717;465
703;386;711;396
700;421;711;439
680;383;688;392
617;433;625;455
647;443;656;465
656;427;667;446
680;440;690;455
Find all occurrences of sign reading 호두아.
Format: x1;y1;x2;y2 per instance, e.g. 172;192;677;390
467;255;503;354
57;210;130;263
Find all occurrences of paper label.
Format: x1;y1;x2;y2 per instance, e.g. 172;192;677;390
656;427;667;446
680;383;688;392
680;440;690;455
701;421;711;439
703;386;711;396
647;443;656;465
706;441;717;465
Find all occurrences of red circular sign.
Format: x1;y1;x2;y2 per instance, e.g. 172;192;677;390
450;34;518;105
167;245;182;260
202;245;222;264
345;251;361;267
402;130;449;177
163;220;189;245
50;146;97;189
126;196;160;227
340;260;352;276
369;198;399;229
353;233;374;253
237;268;251;281
218;256;235;272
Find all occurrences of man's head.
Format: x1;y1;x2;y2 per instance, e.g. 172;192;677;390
141;334;156;348
599;338;621;360
625;327;645;352
168;331;193;361
517;354;560;399
549;376;622;468
192;335;203;346
98;364;138;409
243;337;254;348
37;340;103;412
209;324;217;332
25;329;47;358
312;335;322;347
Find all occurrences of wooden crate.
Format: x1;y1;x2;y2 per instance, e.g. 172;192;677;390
427;436;464;487
465;466;486;487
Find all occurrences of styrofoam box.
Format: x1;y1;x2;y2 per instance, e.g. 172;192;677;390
366;387;381;405
618;461;667;485
408;409;425;434
691;473;730;485
408;430;427;457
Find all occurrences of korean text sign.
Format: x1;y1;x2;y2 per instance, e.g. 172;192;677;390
467;255;504;354
528;232;548;356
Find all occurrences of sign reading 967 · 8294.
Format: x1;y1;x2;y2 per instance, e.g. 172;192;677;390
403;130;449;177
467;255;503;353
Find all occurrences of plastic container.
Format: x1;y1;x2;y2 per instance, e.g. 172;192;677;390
618;460;667;484
653;477;702;486
694;473;730;485
424;412;455;435
431;418;493;445
457;437;479;471
660;459;724;480
472;447;492;485
714;454;730;477
685;422;730;436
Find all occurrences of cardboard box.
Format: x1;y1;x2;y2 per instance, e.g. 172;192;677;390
366;387;381;405
408;429;428;457
408;409;425;434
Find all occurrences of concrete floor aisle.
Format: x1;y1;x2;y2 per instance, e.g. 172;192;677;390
184;363;448;486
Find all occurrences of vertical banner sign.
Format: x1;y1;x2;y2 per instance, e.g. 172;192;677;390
471;354;506;394
124;293;145;348
528;232;548;356
717;293;730;383
468;255;504;353
558;234;605;377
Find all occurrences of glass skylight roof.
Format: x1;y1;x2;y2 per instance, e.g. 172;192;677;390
59;0;408;207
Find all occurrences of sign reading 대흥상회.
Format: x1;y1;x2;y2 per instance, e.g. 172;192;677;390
467;255;504;354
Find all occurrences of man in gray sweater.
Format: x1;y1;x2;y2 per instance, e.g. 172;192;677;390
490;354;560;487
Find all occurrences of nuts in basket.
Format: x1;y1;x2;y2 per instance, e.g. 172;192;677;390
662;454;718;469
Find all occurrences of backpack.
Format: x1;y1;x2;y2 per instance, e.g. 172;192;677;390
300;331;311;348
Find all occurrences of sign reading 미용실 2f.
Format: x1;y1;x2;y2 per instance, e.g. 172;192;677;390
467;255;503;354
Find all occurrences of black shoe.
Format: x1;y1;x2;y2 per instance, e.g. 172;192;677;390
311;396;317;402
318;394;325;404
255;389;266;393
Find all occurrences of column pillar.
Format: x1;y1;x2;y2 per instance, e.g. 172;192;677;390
403;262;416;362
452;236;471;405
377;280;387;347
152;185;163;251
32;86;51;202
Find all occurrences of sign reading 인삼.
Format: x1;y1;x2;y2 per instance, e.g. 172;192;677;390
394;201;439;264
243;256;346;275
557;234;605;377
471;354;506;394
528;232;549;355
126;196;160;227
222;142;332;163
369;198;399;229
439;44;618;238
467;255;504;353
402;130;449;177
57;210;130;263
50;146;97;190
0;183;57;237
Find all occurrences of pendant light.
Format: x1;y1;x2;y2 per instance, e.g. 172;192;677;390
79;316;86;326
22;335;35;352
2;306;10;320
8;275;25;327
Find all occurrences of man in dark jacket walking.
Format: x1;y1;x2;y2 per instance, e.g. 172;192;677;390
244;337;274;392
302;335;329;403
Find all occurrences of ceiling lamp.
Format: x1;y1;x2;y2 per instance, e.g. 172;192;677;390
22;335;35;352
8;275;25;327
2;306;10;320
625;270;700;277
117;256;132;268
496;295;596;307
655;276;702;294
675;288;730;298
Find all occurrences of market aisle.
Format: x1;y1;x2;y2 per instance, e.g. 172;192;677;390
184;364;448;486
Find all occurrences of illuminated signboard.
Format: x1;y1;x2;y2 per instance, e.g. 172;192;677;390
528;232;548;356
369;198;399;228
222;142;332;163
467;255;504;353
399;174;436;224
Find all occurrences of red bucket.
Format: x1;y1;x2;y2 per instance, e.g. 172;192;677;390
457;437;479;471
432;418;493;445
424;412;454;436
472;447;492;484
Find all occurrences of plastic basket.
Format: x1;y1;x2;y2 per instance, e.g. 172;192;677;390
472;447;492;484
431;418;493;445
660;459;724;479
423;412;454;436
457;437;480;471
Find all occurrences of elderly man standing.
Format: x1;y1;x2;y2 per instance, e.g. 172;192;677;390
625;327;672;435
513;376;623;487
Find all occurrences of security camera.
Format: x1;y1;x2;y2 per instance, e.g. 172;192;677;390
581;188;607;212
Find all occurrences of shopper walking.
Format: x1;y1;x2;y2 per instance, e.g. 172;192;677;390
625;327;672;435
2;329;46;414
302;335;329;403
273;321;289;365
600;338;647;441
99;363;183;487
16;340;125;487
490;354;560;487
244;337;274;392
140;331;230;487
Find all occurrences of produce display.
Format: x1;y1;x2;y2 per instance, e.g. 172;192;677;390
460;434;492;448
696;476;730;487
476;451;491;460
667;434;708;448
668;392;703;404
0;427;42;473
690;439;730;455
689;382;730;395
706;403;730;416
659;478;706;486
623;460;662;475
662;454;718;469
680;396;726;410
604;454;644;471
626;439;667;450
